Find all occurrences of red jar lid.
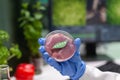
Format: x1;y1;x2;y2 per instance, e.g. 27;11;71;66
15;63;35;80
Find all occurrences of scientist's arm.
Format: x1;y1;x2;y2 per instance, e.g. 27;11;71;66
38;38;120;80
80;65;120;80
39;38;86;80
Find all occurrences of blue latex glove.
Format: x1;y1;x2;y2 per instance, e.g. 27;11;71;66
38;38;86;80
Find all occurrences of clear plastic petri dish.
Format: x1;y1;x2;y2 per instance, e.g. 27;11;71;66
45;30;76;62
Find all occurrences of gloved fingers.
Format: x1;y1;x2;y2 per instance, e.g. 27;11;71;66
42;52;50;62
48;58;61;71
39;38;61;71
73;38;81;57
38;38;46;45
39;46;50;62
39;46;46;53
74;38;81;52
69;38;81;62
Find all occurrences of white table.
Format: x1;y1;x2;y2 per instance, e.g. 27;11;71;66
11;60;120;80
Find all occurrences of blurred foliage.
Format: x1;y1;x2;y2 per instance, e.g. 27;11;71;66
0;30;22;65
107;0;120;25
19;2;45;57
53;0;86;26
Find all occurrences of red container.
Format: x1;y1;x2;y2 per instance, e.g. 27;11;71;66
14;63;35;80
45;30;76;62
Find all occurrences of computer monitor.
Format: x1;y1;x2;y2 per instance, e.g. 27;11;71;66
48;0;120;57
48;0;120;42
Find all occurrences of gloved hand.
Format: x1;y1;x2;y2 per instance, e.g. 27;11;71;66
38;38;86;80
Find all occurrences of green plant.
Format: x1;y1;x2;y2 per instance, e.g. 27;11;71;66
53;0;86;26
19;2;45;57
0;30;22;65
107;0;120;25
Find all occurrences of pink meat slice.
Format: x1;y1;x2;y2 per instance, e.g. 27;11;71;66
45;33;75;61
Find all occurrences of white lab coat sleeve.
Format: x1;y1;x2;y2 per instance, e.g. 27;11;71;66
80;65;120;80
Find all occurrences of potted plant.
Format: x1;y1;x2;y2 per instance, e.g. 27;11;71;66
0;30;22;76
0;30;22;64
18;2;45;74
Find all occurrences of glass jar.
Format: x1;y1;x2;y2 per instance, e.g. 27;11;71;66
0;65;10;80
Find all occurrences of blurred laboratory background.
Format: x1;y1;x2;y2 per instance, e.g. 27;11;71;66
0;0;120;80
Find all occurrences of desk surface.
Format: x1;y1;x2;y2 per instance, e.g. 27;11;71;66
11;59;120;80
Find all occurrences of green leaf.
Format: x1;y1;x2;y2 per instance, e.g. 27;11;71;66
0;30;9;42
20;20;27;27
9;44;22;59
53;40;68;49
34;13;43;20
40;6;46;10
0;46;9;64
22;3;29;9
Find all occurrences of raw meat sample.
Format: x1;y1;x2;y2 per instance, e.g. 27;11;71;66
45;32;75;62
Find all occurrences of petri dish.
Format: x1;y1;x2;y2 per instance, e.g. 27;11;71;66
45;30;76;62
